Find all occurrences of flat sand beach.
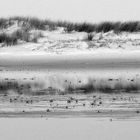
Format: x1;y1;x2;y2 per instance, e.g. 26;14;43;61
0;118;140;140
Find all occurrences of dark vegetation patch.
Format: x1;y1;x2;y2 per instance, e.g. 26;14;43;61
0;33;18;46
0;29;43;46
1;17;140;33
0;17;140;46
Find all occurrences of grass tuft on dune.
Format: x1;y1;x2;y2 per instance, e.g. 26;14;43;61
1;17;140;33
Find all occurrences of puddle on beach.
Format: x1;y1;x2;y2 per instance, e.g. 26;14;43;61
0;68;140;95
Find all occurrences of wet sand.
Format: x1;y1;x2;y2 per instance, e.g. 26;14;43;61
0;118;140;140
0;93;139;119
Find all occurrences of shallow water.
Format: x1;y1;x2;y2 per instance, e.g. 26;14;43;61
0;69;140;94
0;118;140;140
1;53;140;94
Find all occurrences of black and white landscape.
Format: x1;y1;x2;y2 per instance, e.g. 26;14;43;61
1;0;140;139
0;17;140;118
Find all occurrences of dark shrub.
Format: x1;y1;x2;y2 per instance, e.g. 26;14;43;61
0;33;18;46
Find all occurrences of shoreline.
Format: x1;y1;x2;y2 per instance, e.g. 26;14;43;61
0;109;140;120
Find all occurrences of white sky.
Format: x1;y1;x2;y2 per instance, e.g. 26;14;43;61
0;0;140;23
